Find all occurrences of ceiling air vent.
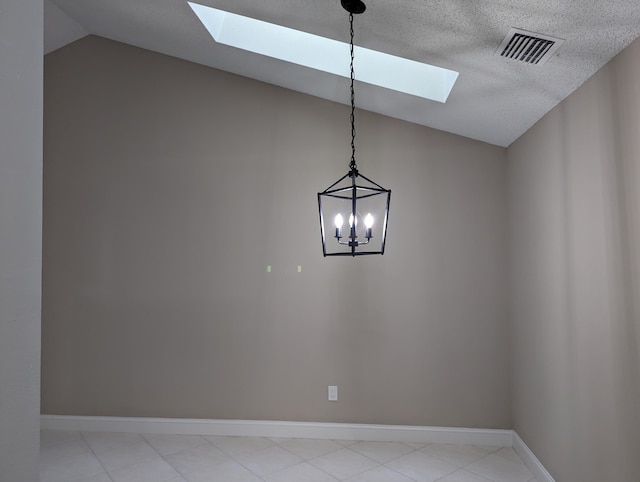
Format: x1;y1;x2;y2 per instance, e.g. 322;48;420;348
496;28;564;65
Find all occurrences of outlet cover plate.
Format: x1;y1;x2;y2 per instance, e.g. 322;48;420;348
328;386;338;401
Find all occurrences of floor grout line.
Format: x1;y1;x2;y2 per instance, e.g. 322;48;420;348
79;431;115;482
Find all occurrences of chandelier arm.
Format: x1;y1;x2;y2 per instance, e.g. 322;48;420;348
355;172;388;190
337;238;371;246
321;171;352;193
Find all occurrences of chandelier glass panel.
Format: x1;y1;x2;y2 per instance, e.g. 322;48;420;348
318;0;391;257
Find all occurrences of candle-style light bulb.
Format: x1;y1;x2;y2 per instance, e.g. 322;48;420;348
364;213;374;228
364;213;373;239
334;214;343;238
348;213;357;240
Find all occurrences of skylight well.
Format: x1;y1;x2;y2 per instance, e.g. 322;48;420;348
188;2;458;103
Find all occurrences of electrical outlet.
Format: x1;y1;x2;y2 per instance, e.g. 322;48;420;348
328;385;338;401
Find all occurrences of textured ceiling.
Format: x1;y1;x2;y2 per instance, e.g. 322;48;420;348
45;0;640;147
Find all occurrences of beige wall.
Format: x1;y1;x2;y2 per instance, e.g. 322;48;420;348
0;0;43;480
508;37;640;482
42;36;509;428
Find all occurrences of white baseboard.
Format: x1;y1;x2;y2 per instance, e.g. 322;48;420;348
512;431;555;482
40;415;512;446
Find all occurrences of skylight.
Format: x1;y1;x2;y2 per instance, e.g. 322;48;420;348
188;2;458;103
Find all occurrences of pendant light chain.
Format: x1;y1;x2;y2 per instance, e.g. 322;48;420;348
349;12;357;173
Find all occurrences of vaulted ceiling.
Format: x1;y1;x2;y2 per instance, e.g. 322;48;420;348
45;0;640;147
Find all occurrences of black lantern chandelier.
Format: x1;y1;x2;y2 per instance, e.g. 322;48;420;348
318;0;391;257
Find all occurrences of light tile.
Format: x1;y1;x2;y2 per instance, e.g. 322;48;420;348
233;445;302;476
386;450;458;482
494;446;525;464
309;448;378;480
39;452;105;482
40;473;112;482
109;457;180;482
143;433;209;456
38;431;528;482
269;437;292;443
173;458;262;482
164;443;230;479
437;469;494;482
73;474;114;482
40;437;92;464
40;430;83;448
346;465;414;481
465;453;533;482
82;431;145;453
278;438;343;459
479;445;503;453
406;442;430;449
421;444;494;467
349;441;414;463
263;461;339;481
333;440;359;447
206;435;275;456
94;440;160;471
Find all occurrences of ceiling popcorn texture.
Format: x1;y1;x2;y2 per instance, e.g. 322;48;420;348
45;0;640;147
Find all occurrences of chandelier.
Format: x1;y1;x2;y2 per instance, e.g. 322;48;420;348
317;0;391;257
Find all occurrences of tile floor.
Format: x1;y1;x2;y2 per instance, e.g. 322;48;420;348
39;430;536;482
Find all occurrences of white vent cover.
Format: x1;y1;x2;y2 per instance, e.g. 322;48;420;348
496;27;564;65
